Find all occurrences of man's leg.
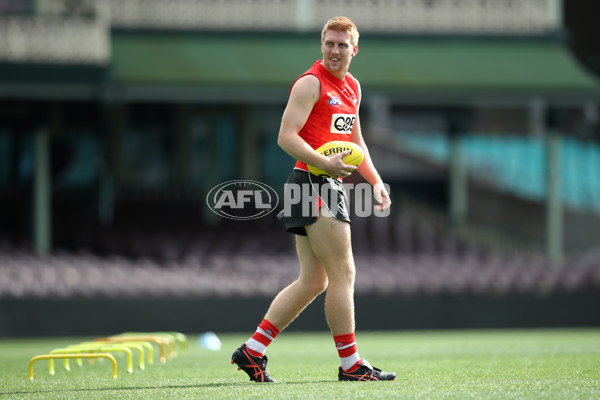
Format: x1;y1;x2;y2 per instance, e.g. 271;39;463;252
304;208;355;335
305;209;362;371
304;208;397;381
231;233;329;382
264;235;329;330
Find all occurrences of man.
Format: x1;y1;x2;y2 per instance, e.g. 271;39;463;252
231;16;395;382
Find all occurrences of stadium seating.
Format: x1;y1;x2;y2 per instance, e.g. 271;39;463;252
0;206;598;299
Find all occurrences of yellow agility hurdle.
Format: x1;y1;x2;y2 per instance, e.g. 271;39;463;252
66;342;146;370
121;332;188;352
29;353;117;381
111;334;178;359
109;341;155;366
49;346;133;374
71;341;154;366
95;336;171;363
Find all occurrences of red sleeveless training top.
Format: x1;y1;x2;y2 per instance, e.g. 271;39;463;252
292;60;360;171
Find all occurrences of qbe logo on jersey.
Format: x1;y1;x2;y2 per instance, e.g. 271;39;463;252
206;180;279;220
330;114;356;134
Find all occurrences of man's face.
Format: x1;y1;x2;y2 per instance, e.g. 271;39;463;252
321;30;358;78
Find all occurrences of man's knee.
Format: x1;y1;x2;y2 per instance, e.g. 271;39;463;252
302;276;328;296
327;262;355;286
314;278;329;295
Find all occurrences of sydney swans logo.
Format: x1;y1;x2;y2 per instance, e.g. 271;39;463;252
206;180;279;220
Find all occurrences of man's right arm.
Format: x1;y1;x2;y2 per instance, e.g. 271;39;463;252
277;75;355;178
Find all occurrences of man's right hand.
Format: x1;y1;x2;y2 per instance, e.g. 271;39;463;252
318;150;357;178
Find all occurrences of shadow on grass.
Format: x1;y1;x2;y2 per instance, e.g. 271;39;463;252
0;380;336;396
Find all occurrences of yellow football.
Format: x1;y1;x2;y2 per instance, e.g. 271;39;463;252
307;141;364;177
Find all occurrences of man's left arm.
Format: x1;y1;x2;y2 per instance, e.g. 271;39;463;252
350;82;391;212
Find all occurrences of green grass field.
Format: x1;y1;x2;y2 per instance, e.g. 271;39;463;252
1;329;598;399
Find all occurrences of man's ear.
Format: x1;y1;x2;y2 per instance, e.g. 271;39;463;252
352;45;359;57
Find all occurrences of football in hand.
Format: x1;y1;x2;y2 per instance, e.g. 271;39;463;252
307;141;364;177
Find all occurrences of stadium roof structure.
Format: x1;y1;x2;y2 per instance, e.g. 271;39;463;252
106;32;600;105
1;32;598;105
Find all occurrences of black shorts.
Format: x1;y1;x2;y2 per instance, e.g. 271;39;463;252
277;169;351;236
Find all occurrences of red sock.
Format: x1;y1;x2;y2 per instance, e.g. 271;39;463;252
245;319;280;357
333;333;362;372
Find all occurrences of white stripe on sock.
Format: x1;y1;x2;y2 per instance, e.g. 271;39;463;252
257;327;275;341
246;338;267;355
340;352;361;371
336;341;356;350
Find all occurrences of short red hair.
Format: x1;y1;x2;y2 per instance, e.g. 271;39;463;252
321;16;359;47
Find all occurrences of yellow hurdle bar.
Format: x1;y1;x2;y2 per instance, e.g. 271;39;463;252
121;332;188;352
95;336;171;363
64;342;146;370
29;353;117;381
49;346;133;374
110;334;178;360
77;341;155;366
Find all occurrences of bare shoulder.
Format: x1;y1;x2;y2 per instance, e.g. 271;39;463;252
291;74;320;104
